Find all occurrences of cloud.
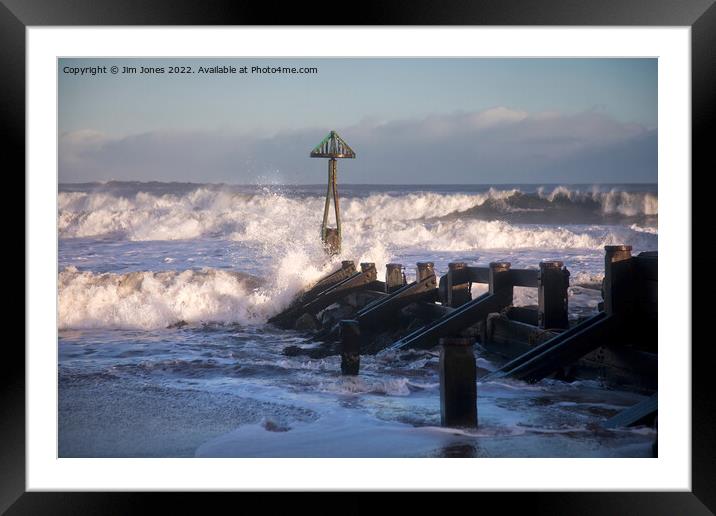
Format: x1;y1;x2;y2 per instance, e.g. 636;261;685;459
59;107;656;184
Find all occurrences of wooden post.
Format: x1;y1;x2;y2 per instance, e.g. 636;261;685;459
416;262;435;282
603;245;633;315
385;263;406;293
360;262;378;281
538;260;570;329
447;262;471;308
439;337;477;428
340;319;361;375
489;261;512;295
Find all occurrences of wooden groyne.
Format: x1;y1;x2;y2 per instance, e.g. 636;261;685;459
270;245;658;438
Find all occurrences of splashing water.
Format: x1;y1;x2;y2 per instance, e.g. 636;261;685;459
58;182;657;458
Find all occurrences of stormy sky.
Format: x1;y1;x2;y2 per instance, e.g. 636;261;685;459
59;58;657;184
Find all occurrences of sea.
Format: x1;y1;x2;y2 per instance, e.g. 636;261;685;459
58;182;658;457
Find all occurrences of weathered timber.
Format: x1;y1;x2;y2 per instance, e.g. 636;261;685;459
603;393;657;428
480;246;657;386
604;245;634;315
570;345;657;391
268;260;356;327
634;251;658;281
416;262;435;281
486;312;620;383
484;314;559;357
489;261;513;295
633;251;658;317
355;267;438;329
340;319;361;375
486;311;607;378
440;265;536;303
386;262;513;352
447;262;471;308
481;318;655;390
294;313;320;331
466;267;490;284
359;262;388;293
439;337;478;428
310;260;357;295
463;266;538;287
509;268;539;288
538;260;570;329
385;263;406;293
505;306;539;326
301;263;378;315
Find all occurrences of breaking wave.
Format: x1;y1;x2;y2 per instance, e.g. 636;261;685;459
455;186;658;223
58;246;387;330
57;184;657;329
59;266;268;329
58;185;657;245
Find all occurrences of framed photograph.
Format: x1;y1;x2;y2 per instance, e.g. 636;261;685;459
8;0;712;511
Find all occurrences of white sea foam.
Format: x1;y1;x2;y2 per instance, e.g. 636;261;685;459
58;266;271;329
57;186;657;330
629;223;658;234
537;185;658;216
58;187;658;244
57;237;393;330
338;218;655;252
318;376;413;396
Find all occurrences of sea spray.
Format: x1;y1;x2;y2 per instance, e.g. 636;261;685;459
58;267;268;329
58;236;396;330
58;185;658;241
57;183;656;330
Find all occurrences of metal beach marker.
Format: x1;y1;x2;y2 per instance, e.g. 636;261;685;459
310;130;356;255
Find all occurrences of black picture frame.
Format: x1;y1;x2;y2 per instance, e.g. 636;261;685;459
6;0;712;512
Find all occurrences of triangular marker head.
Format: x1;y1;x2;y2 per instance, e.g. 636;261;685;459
310;130;356;158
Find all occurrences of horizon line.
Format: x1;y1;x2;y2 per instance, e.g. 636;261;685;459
58;180;659;186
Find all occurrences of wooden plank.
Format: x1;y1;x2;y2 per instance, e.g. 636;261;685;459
577;346;657;391
467;267;490;284
489;316;557;347
603;393;657;428
302;268;377;315
386;289;512;352
510;268;539;288
356;274;438;328
485;311;610;381
448;265;471;286
466;266;538;287
506;306;539;326
500;313;620;383
268;261;356;326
